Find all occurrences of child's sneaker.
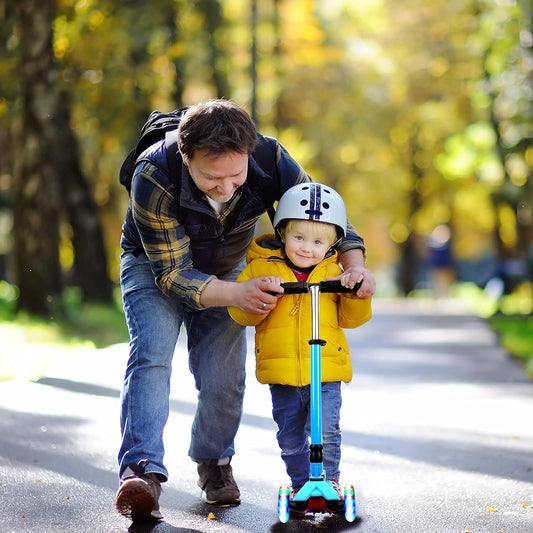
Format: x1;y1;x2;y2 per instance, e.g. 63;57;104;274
325;479;345;514
329;479;343;497
115;459;163;521
288;486;307;518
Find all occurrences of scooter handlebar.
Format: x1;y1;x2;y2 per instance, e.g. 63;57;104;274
269;280;362;295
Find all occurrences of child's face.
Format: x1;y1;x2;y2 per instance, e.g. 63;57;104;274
282;222;335;269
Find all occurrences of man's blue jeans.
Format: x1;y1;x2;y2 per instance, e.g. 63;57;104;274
270;382;342;489
118;252;246;481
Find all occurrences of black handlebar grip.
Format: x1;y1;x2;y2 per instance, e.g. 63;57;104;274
278;281;310;294
319;279;363;293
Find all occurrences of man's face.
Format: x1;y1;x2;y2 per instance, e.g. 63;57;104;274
185;150;248;203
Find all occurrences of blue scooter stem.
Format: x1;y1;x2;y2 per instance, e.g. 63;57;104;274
309;284;323;478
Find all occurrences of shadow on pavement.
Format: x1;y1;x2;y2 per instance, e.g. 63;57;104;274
128;519;201;533
33;377;533;484
342;426;533;484
125;514;363;533
36;376;120;398
269;515;363;532
36;376;277;430
0;405;119;490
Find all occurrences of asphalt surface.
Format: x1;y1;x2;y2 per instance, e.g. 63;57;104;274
1;299;532;533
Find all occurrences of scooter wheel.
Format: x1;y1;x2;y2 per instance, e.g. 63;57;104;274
278;486;290;523
344;484;356;522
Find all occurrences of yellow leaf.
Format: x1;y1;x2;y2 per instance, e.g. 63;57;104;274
208;512;216;520
486;505;498;512
522;502;531;508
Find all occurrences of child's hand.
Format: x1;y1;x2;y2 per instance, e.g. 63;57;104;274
260;277;285;309
260;276;285;293
339;270;363;290
337;249;376;298
338;267;375;298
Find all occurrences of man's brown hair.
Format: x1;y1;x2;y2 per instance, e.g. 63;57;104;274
177;99;258;161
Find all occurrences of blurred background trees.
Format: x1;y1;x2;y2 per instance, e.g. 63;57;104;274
0;0;531;315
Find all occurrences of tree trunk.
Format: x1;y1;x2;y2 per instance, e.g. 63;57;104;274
13;0;62;315
396;234;419;296
197;0;231;98
396;137;424;296
163;0;185;107
56;92;112;302
250;0;258;123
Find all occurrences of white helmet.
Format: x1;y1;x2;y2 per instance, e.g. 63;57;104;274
273;182;347;240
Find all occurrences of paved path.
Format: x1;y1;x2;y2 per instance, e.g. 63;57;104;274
0;300;531;532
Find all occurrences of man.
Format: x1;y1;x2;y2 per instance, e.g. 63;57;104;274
115;99;375;521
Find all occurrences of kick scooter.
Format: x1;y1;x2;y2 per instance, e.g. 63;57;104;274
276;280;361;523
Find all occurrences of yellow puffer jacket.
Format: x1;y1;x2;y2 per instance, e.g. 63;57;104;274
228;234;372;386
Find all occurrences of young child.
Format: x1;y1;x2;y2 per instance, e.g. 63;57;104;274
228;183;372;504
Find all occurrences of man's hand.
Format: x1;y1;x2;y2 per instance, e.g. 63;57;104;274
199;276;284;313
237;276;285;314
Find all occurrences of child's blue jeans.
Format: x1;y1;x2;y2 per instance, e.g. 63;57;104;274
269;381;342;489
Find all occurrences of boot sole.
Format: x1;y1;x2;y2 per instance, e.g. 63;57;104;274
115;485;159;521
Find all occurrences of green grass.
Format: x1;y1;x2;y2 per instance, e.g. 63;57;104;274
447;281;533;379
0;285;129;381
489;314;533;379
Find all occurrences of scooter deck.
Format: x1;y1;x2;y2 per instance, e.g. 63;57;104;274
289;480;344;515
291;479;339;501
